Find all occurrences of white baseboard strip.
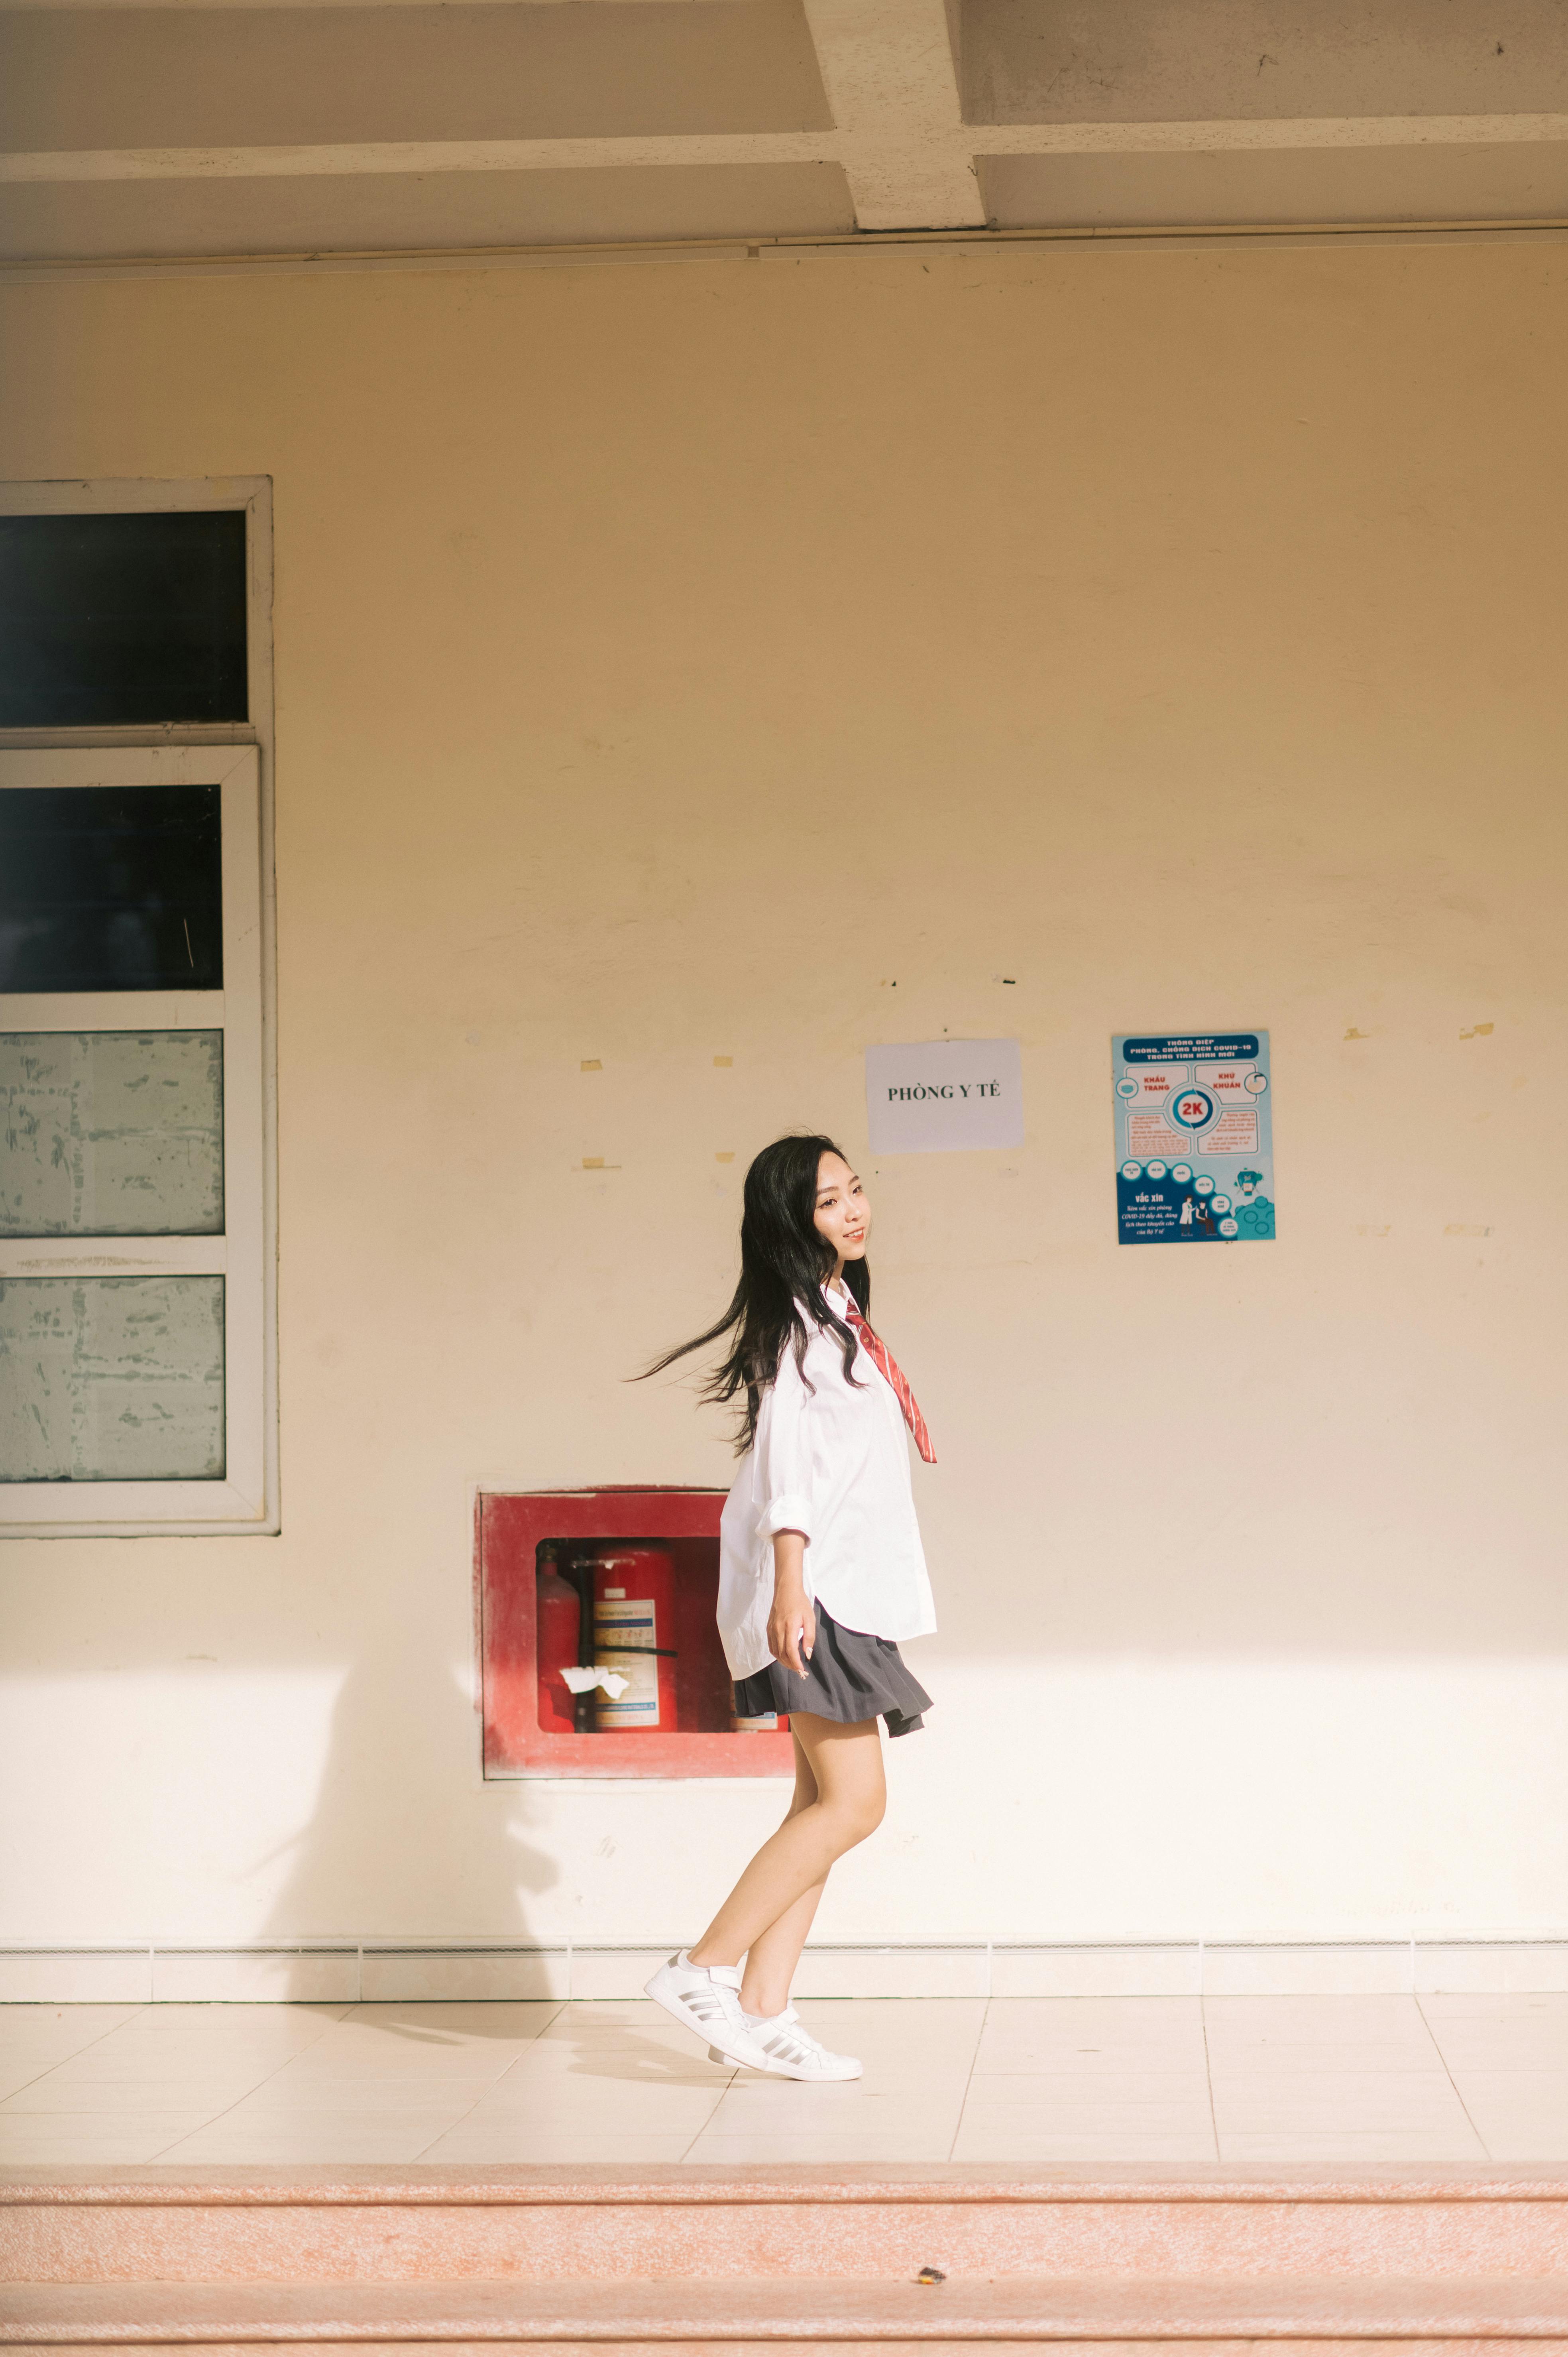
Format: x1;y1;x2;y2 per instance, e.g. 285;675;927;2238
4;1938;1568;2004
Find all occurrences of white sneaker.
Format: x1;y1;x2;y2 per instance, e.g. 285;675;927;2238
644;1951;770;2070
742;2005;863;2081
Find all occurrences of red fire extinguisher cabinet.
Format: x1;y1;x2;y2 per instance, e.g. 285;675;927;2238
478;1488;796;1779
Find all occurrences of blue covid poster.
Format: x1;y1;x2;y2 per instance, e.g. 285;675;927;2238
1113;1031;1275;1245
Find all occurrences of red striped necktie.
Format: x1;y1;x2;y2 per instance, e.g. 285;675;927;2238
843;1302;937;1466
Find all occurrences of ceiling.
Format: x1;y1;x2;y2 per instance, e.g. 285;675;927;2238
2;0;1566;265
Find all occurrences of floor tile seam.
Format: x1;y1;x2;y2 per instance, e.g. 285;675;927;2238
0;2007;155;2105
1412;1995;1465;2070
140;2036;347;2164
695;2111;996;2128
37;2055;514;2093
1211;2141;1512;2154
413;2005;710;2165
1203;2063;1482;2078
259;2029;570;2097
1198;1992;1221;2164
489;2001;570;2074
211;2064;559;2084
962;2074;1216;2093
1207;2126;1500;2141
0;2084;300;2119
982;2090;1463;2109
338;2002;556;2042
1417;1995;1495;2163
0;2107;235;2141
211;2072;554;2090
1212;2150;1552;2162
144;2009;356;2118
959;2093;1219;2108
957;2123;1220;2137
1452;2121;1568;2140
14;2040;357;2080
1198;2036;1443;2055
1438;2056;1568;2067
157;2027;367;2159
675;2070;742;2165
969;2065;1212;2079
87;2006;354;2040
970;2064;1320;2078
171;2102;523;2121
1203;2102;1499;2121
1448;2052;1568;2074
462;2093;735;2112
1206;2034;1485;2051
971;2034;1210;2046
413;2099;518;2166
170;2087;517;2133
1207;2121;1490;2140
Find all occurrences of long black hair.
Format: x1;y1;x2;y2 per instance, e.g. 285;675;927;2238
640;1133;868;1452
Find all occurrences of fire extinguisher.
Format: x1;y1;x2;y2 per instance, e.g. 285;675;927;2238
589;1546;678;1731
534;1546;580;1736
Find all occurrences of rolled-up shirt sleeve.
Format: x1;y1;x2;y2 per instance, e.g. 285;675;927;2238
753;1342;814;1544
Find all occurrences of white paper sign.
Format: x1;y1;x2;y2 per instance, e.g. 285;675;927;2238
558;1664;630;1699
865;1038;1024;1155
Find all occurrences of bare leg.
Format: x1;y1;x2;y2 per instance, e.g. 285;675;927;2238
738;1731;827;2019
689;1713;885;1995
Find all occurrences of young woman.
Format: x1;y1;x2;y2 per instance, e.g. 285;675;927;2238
641;1133;936;2082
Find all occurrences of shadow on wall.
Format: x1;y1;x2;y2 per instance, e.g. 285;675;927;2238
255;1651;559;1995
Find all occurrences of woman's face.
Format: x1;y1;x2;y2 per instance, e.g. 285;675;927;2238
813;1151;871;1272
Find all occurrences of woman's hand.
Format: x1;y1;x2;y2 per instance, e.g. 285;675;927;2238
770;1586;815;1679
768;1529;815;1678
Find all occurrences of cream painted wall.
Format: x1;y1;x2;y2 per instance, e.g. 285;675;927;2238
2;239;1566;1953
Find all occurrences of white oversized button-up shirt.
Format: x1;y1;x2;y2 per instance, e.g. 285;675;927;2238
717;1286;937;1680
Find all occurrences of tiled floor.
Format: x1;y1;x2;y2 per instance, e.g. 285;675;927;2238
2;1993;1565;2167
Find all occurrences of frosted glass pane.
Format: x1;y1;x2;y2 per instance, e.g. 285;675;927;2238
0;1277;224;1481
0;1032;222;1238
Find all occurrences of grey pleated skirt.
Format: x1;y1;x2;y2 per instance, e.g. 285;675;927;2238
732;1600;932;1738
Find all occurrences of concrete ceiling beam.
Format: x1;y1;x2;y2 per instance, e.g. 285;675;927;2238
6;113;1568;189
800;0;984;229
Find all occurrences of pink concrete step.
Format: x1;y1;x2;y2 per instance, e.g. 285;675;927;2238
5;2167;1568;2286
6;2273;1568;2348
10;2168;1568;2354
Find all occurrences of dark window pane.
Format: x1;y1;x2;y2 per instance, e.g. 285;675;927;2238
0;511;248;726
0;785;222;992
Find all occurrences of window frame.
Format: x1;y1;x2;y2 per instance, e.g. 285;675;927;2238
0;477;277;1537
